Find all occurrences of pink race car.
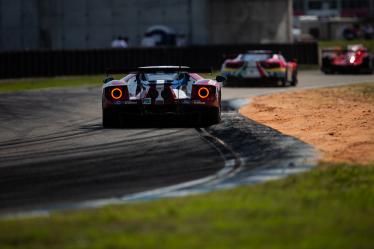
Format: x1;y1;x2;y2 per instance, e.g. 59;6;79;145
321;45;374;74
102;66;225;127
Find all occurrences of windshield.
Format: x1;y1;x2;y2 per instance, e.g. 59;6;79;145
242;54;271;61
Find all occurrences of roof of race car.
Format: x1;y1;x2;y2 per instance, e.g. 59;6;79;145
246;50;273;54
139;66;190;70
106;66;212;75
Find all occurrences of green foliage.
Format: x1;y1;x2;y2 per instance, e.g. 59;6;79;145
0;163;373;249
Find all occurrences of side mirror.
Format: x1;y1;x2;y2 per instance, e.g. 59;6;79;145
216;75;226;83
103;77;114;84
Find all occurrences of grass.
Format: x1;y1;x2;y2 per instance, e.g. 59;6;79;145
0;75;104;93
319;39;374;52
0;163;373;249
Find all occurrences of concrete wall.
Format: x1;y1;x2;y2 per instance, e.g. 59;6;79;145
0;0;39;51
24;0;203;49
207;0;293;44
0;0;292;51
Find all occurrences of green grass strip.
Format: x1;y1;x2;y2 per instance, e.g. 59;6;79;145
0;75;104;93
0;163;373;249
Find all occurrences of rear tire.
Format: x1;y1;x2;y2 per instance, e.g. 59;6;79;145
291;70;298;86
364;58;374;74
201;108;221;126
102;109;119;128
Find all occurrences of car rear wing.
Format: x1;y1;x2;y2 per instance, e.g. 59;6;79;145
106;67;213;75
246;50;273;54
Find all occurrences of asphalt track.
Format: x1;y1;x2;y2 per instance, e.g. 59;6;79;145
0;70;373;215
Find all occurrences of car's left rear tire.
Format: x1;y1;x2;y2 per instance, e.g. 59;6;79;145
102;109;119;128
291;70;298;86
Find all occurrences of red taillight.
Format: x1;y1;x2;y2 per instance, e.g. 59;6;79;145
192;85;215;102
198;87;210;99
111;88;123;100
106;86;128;101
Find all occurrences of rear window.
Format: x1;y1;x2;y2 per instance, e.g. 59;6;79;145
144;73;177;81
242;54;271;61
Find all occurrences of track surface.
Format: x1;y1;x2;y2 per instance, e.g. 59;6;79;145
0;70;372;214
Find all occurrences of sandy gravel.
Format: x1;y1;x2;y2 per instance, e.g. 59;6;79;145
240;83;374;165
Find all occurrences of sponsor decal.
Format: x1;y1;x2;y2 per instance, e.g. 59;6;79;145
113;101;124;105
193;100;205;105
124;101;138;105
181;99;191;104
143;98;152;105
155;99;164;105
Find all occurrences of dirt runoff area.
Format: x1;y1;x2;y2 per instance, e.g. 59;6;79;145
240;83;374;165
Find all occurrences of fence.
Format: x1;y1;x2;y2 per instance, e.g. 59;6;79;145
0;43;318;79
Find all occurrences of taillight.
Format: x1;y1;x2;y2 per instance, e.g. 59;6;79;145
192;85;215;102
111;88;123;100
105;86;128;101
198;87;210;99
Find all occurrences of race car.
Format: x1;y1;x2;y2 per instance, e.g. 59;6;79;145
102;66;225;127
221;50;298;86
321;45;374;74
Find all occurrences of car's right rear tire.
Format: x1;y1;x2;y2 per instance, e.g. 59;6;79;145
201;108;221;126
102;109;119;128
291;70;298;86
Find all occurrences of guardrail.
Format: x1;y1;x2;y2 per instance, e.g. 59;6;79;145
0;43;318;79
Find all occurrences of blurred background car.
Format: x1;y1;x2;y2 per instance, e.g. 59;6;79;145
321;44;374;74
221;51;298;87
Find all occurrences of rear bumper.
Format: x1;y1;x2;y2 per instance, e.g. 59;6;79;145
103;102;219;117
